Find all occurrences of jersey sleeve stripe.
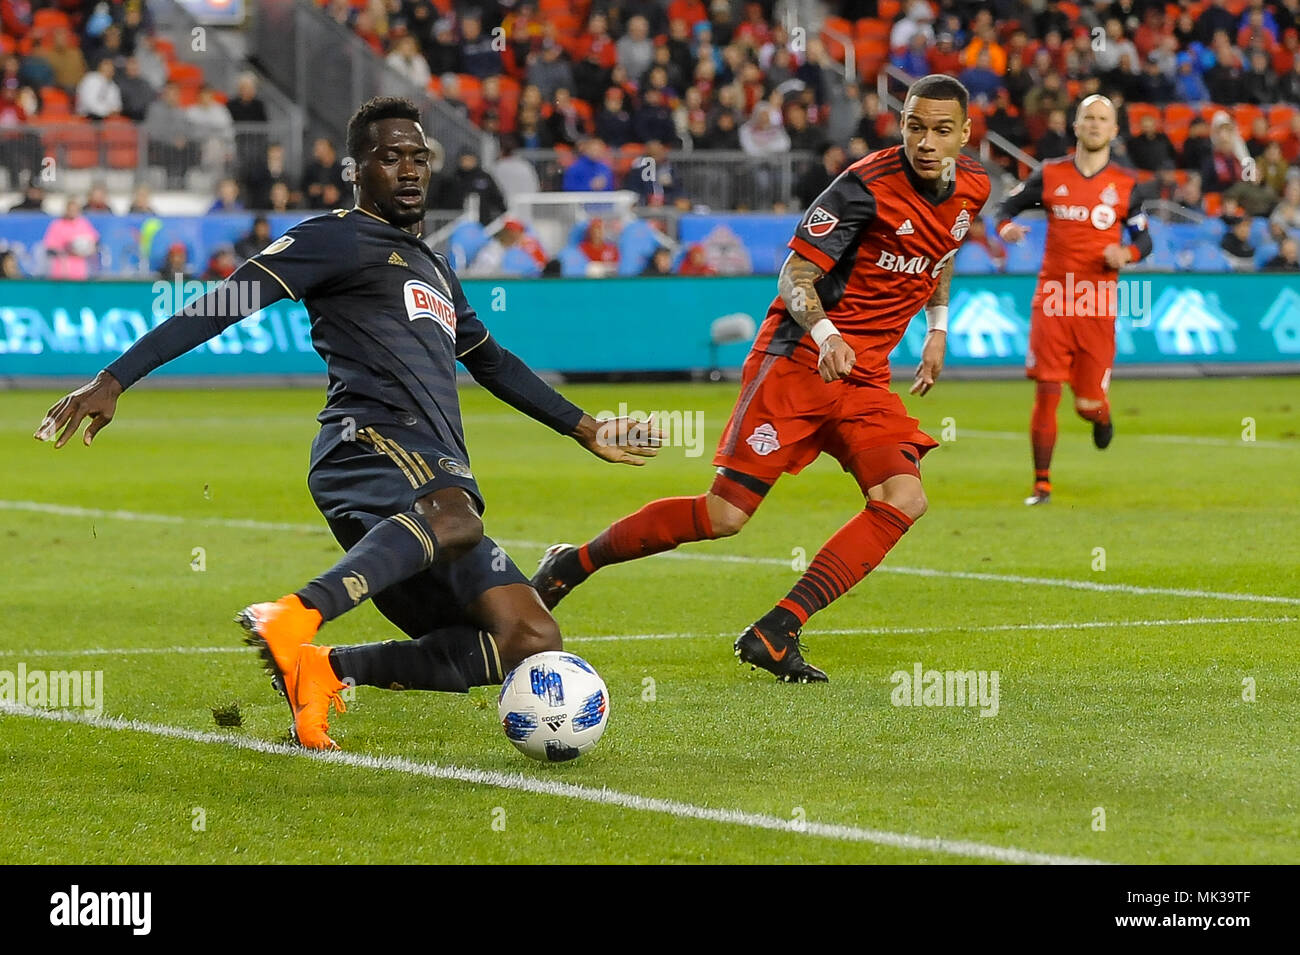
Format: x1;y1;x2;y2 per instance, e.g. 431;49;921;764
246;257;297;300
787;235;836;272
456;330;491;359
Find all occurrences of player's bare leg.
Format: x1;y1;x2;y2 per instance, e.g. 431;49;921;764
1026;380;1062;505
739;453;926;684
530;469;765;609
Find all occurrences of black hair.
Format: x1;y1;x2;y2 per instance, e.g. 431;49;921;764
904;74;969;116
346;96;422;160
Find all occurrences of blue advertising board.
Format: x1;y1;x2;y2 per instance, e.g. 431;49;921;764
1;275;1297;379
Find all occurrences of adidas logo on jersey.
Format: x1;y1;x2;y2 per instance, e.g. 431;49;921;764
895;218;915;235
388;251;409;267
1054;184;1070;196
804;206;839;238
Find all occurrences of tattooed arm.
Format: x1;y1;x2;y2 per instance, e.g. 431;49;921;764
779;250;856;382
910;256;952;396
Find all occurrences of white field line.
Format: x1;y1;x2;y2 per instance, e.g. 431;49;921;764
4;499;1299;606
957;429;1299;450
0;702;1107;865
1;615;1291;658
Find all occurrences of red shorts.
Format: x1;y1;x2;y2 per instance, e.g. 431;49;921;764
1026;312;1115;400
713;351;938;484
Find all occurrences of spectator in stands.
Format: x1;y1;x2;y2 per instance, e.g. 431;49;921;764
130;36;166;90
928;31;962;76
1172;170;1203;212
1269;178;1300;238
1196;0;1239;44
9;181;45;211
1136;51;1176;104
783;101;821;153
160;241;191;282
515;105;549;148
739;100;789;156
1036;108;1071;160
544;87;585;146
986;88;1027;151
846;135;870;161
666;17;695;81
1240;50;1278;104
563;137;615;192
1094;18;1138;77
1246;116;1271;157
624;139;690;208
387;33;432;88
82;182;111;213
43;196;99;280
459;14;501;78
892;32;931;80
228;72;268;123
468;219;544;278
1001;52;1033;109
1202;113;1248;193
235;216;272;261
1219;215;1256;269
243;142;295;211
528;39;575;102
425;18;462;76
144;82;193;183
1204;33;1244;103
795;141;846;210
641;247;674;275
1180;117;1213;170
633;87;680;146
576;218;619;275
1024;68;1068;125
596;86;635;147
302;137;347;209
1173;52;1211;103
267;181;292;212
39;28;87;95
447;148;507;224
203;245;239;281
76;58;121;120
707;0;734;46
1262;235;1300;271
492;135;541;203
115;56;154;122
189;85;234;170
700;107;741;149
617;16;655;83
678;243;716;275
877;113;903;148
128;183;156;214
1129;113;1176;171
891;0;936;50
1257;141;1290;197
962;10;1007;75
209;178;244;213
0;248;20;278
959;48;1002;105
1280;55;1300;104
438;73;470;119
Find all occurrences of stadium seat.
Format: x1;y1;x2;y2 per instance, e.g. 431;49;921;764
101;117;139;170
1203;192;1222;217
39;86;71;115
954;242;998;274
854;19;890;44
559;245;592;277
1163;103;1195;128
153;38;176;61
448;220;488;272
32;9;70;33
1190;243;1230;271
0;34;13;55
44;121;98;169
878;0;902;19
616;218;661;276
1254;242;1278;268
1267;104;1294;129
456;74;483;112
1127;103;1160;136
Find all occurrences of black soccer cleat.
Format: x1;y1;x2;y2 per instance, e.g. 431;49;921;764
530;543;591;610
734;612;828;684
1092;419;1114;450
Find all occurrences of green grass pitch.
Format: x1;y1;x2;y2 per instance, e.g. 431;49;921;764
0;377;1296;864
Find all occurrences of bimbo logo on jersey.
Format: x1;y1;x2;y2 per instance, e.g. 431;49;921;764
403;279;456;339
1051;204;1118;230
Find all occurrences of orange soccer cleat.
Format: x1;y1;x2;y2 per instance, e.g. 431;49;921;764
236;594;322;725
288;644;348;750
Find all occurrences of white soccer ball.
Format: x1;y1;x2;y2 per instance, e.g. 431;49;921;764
498;651;609;762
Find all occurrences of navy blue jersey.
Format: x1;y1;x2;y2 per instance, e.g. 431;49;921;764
248;208;491;463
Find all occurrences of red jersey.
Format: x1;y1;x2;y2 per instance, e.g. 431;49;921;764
754;146;991;388
993;154;1155;284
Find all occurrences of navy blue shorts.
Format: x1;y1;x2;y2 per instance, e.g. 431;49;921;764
307;424;528;637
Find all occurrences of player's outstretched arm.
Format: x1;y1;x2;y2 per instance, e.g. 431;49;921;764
911;258;952;396
779;250;855;382
34;262;285;448
994;166;1046;244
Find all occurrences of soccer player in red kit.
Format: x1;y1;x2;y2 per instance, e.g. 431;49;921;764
994;95;1155;505
532;75;991;682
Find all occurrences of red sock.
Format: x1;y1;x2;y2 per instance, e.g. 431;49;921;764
1031;381;1061;484
579;495;713;572
777;501;914;625
1075;399;1111;425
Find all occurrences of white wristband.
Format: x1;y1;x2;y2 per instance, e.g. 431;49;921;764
925;305;949;334
810;319;840;346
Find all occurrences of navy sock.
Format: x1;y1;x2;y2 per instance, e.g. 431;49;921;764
297;510;437;622
328;627;504;693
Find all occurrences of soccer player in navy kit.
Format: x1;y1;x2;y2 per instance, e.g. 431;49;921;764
35;98;657;749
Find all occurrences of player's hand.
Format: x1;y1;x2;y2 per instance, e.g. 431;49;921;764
999;222;1029;243
909;331;946;396
1102;243;1132;269
34;370;123;448
574;413;663;466
817;334;856;382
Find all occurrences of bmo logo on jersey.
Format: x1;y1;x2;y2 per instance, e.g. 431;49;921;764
1051;204;1118;230
876;247;958;278
403;279;457;339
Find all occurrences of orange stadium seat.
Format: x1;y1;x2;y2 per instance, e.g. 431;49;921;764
1234;104;1263;136
1058;2;1081;18
1164;103;1195;128
39;86;71;115
427;75;441;95
1267;104;1295;128
878;0;902;19
168;61;204;90
856;51;887;81
153;38;176;61
457;74;483;111
1203;192;1222;216
32;9;70;33
101;118;139;169
1166;124;1189;150
45;120;98;169
854;19;890;44
0;34;13;55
